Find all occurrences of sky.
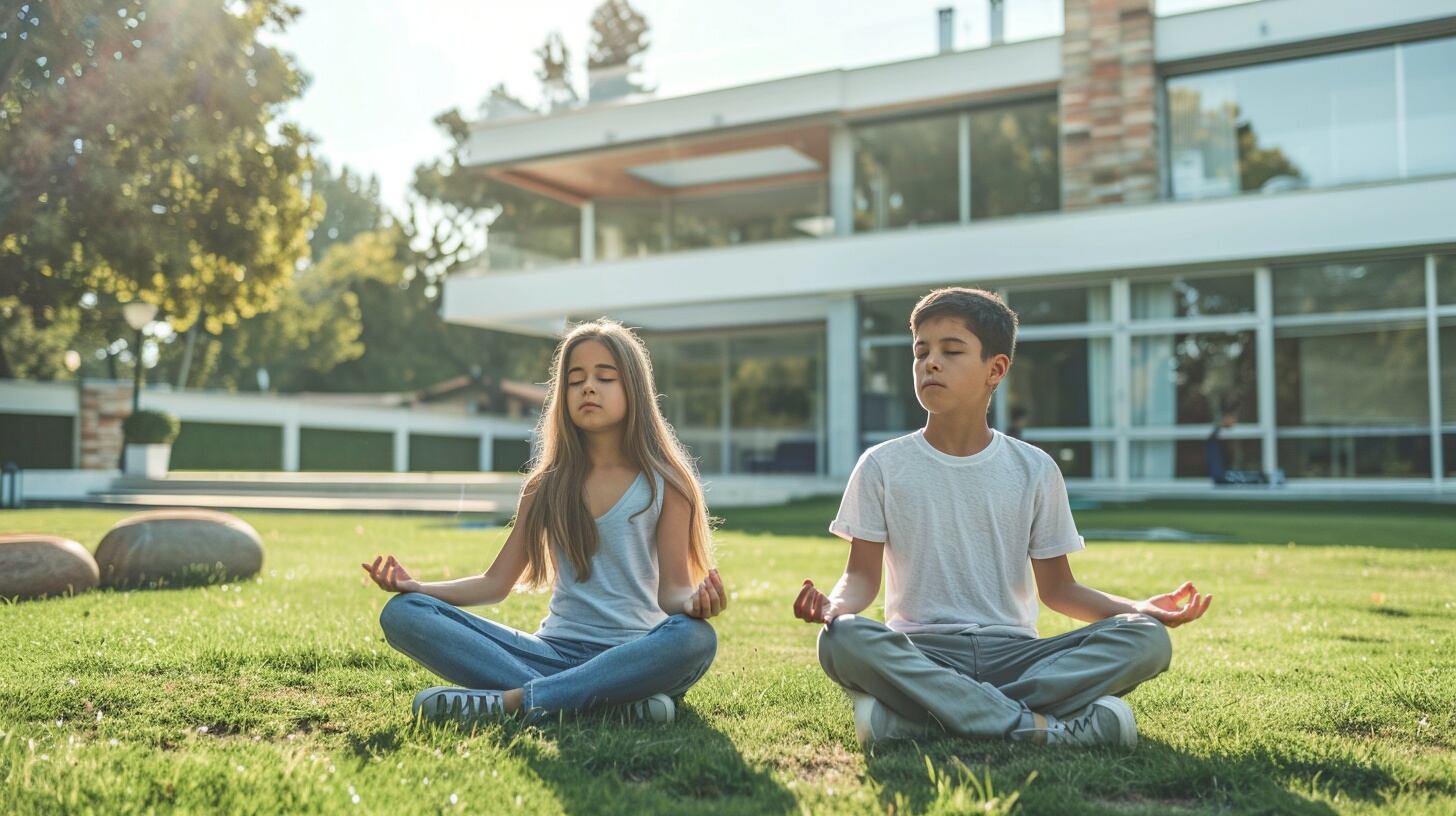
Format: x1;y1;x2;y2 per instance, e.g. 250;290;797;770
265;0;1253;214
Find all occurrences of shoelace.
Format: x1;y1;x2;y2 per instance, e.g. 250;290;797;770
437;692;495;721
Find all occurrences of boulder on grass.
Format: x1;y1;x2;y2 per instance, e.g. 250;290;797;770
0;534;100;601
95;509;264;589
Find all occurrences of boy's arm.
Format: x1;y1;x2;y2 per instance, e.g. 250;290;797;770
794;538;883;623
1032;555;1212;627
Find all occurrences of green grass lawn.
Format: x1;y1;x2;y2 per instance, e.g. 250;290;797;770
2;500;1454;815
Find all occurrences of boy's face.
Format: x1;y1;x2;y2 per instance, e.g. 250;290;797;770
912;315;1010;415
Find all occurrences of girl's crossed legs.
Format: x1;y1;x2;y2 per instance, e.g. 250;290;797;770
379;593;716;720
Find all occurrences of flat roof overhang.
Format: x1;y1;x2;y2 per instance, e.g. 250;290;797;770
463;37;1064;170
442;175;1456;335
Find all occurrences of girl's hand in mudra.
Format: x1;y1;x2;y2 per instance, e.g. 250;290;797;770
683;569;726;620
361;555;421;593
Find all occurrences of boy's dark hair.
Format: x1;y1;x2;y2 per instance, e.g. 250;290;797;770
910;287;1018;361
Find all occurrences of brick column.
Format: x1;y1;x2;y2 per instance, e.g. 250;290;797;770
78;381;132;470
1060;0;1159;209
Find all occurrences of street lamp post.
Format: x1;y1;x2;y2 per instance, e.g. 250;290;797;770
121;301;158;416
119;301;158;472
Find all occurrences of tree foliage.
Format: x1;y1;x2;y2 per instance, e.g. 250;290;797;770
0;0;320;378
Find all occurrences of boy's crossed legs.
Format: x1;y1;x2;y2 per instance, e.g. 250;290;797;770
817;612;1171;745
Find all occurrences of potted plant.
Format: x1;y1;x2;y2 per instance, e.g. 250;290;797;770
123;409;180;479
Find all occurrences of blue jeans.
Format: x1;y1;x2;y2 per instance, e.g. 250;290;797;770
379;593;717;720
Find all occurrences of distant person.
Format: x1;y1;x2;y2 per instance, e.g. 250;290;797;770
794;287;1211;750
1007;405;1028;440
364;320;724;726
1206;408;1238;485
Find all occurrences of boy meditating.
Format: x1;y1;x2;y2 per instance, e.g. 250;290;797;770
795;287;1211;748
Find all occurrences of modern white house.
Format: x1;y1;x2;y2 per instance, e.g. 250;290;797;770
442;0;1456;498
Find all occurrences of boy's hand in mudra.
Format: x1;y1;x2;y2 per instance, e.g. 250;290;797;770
362;555;422;594
1133;581;1212;627
793;579;845;624
684;569;727;619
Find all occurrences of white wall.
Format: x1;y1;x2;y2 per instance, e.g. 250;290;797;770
0;380;536;474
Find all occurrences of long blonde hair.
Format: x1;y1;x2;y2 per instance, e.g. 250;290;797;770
515;319;713;588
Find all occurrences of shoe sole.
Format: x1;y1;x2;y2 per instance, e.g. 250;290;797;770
1094;696;1138;749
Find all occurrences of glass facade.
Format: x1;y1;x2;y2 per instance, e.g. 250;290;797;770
1168;36;1456;200
854;253;1451;485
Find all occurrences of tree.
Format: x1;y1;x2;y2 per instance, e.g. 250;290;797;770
535;31;577;112
588;0;649;69
587;0;652;99
308;159;386;259
0;0;320;379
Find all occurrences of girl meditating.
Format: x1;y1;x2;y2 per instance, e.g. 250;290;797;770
363;319;725;725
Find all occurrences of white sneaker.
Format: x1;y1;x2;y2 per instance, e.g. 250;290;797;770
411;686;507;726
1012;696;1138;749
849;691;942;746
625;693;675;723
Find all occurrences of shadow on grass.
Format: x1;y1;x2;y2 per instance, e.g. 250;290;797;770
860;734;1412;815
348;707;796;815
514;707;796;814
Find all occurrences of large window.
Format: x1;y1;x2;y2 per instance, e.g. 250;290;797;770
1006;339;1113;429
596;182;829;262
1273;258;1426;315
853;98;1061;233
673;183;829;250
1131;272;1254;319
648;328;824;475
485;190;581;271
969;100;1060;219
1168;36;1456;200
853;114;960;231
1130;332;1257;426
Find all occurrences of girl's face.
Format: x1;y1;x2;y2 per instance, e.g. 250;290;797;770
564;339;629;433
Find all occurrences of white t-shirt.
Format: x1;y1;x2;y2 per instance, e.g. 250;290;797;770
830;429;1084;638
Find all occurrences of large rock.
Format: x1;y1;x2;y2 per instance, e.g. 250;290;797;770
95;509;264;588
0;535;100;601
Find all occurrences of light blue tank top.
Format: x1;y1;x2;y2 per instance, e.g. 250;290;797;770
536;471;668;646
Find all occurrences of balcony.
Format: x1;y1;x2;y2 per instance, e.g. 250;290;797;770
443;175;1456;333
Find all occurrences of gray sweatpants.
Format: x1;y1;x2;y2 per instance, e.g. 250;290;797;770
817;612;1172;739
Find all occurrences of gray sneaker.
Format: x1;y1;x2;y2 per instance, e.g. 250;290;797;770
411;687;507;726
1012;696;1138;748
624;693;675;723
850;691;943;746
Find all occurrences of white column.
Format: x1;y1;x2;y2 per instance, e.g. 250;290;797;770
479;432;494;473
282;419;300;472
829;122;854;237
1427;254;1444;490
827;293;860;478
580;201;595;264
393;427;409;473
1111;278;1131;486
1255;266;1279;478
